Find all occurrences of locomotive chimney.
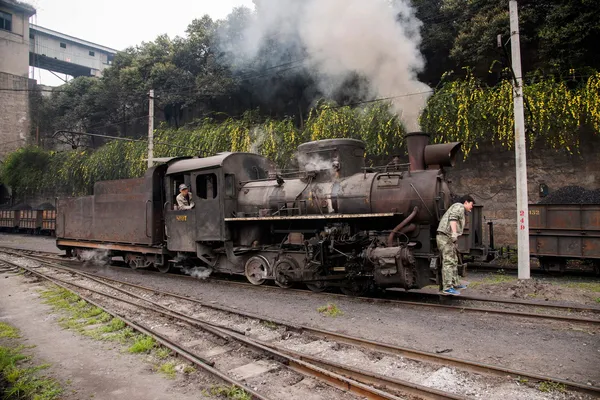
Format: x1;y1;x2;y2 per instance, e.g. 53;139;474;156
405;132;429;171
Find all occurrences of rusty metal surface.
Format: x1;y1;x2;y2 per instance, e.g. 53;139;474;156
55;239;165;254
164;210;197;252
405;132;429;171
18;210;42;230
424;142;462;168
57;166;167;246
529;204;600;259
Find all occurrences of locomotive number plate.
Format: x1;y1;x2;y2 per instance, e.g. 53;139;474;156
176;215;187;222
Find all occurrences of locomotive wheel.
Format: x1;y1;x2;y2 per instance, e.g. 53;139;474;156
245;256;270;285
273;258;296;289
340;279;371;297
156;263;170;274
306;282;328;293
305;267;329;292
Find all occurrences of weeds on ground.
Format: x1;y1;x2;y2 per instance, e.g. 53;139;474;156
40;288;133;342
99;318;126;333
596;297;600;304
128;335;155;353
0;323;62;400
538;381;566;393
516;376;529;384
261;320;278;330
317;303;343;317
183;365;196;374
564;282;600;293
469;273;516;288
38;286;187;385
0;322;20;339
157;361;176;379
155;347;171;360
209;385;252;400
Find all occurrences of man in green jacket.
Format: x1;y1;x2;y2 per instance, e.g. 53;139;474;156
436;195;475;296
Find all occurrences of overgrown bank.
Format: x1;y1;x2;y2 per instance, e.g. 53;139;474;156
2;73;599;198
0;322;63;400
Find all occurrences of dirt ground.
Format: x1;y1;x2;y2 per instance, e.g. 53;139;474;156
0;271;218;399
0;233;61;254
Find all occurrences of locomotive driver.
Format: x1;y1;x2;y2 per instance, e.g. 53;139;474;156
436;195;475;296
176;184;195;210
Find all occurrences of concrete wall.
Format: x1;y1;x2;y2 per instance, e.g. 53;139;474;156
0;2;30;77
446;130;600;247
0;72;30;160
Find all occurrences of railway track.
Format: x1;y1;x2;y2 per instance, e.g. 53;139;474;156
1;251;599;399
3;247;600;326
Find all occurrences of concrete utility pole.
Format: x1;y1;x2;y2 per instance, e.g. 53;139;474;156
148;89;155;169
509;0;530;279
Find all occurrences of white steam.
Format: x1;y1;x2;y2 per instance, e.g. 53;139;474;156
182;266;213;280
227;0;430;131
79;249;110;265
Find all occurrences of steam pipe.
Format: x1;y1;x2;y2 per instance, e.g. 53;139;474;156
400;224;417;235
387;206;419;247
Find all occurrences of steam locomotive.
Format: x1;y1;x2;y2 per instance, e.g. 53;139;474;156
56;132;473;294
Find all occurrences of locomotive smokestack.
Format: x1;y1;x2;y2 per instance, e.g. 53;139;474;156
405;132;429;171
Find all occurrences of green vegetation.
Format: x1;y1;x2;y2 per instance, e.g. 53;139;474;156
0;322;20;339
469;273;516;288
38;286;196;386
183;365;196;374
128;336;156;354
209;385;252;400
317;303;343;317
261;320;278;330
155;347;172;360
0;323;62;400
538;381;566;393
157;361;177;379
564;282;600;293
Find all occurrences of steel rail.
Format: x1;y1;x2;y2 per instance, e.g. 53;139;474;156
4;254;599;397
6;248;599;315
2;258;457;400
0;260;270;400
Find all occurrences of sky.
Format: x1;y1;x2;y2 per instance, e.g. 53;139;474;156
27;0;255;86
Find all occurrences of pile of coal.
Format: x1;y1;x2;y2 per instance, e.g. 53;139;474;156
539;185;600;204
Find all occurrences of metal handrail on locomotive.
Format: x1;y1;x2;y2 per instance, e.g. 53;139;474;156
55;132;467;295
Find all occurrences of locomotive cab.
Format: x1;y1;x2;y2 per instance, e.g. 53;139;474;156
163;153;275;270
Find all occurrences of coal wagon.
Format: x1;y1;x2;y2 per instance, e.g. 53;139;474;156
529;203;600;274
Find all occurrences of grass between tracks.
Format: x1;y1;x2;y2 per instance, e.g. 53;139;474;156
207;385;252;400
39;286;197;382
0;322;63;400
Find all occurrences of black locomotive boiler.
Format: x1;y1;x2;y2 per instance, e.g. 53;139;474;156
56;133;465;294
